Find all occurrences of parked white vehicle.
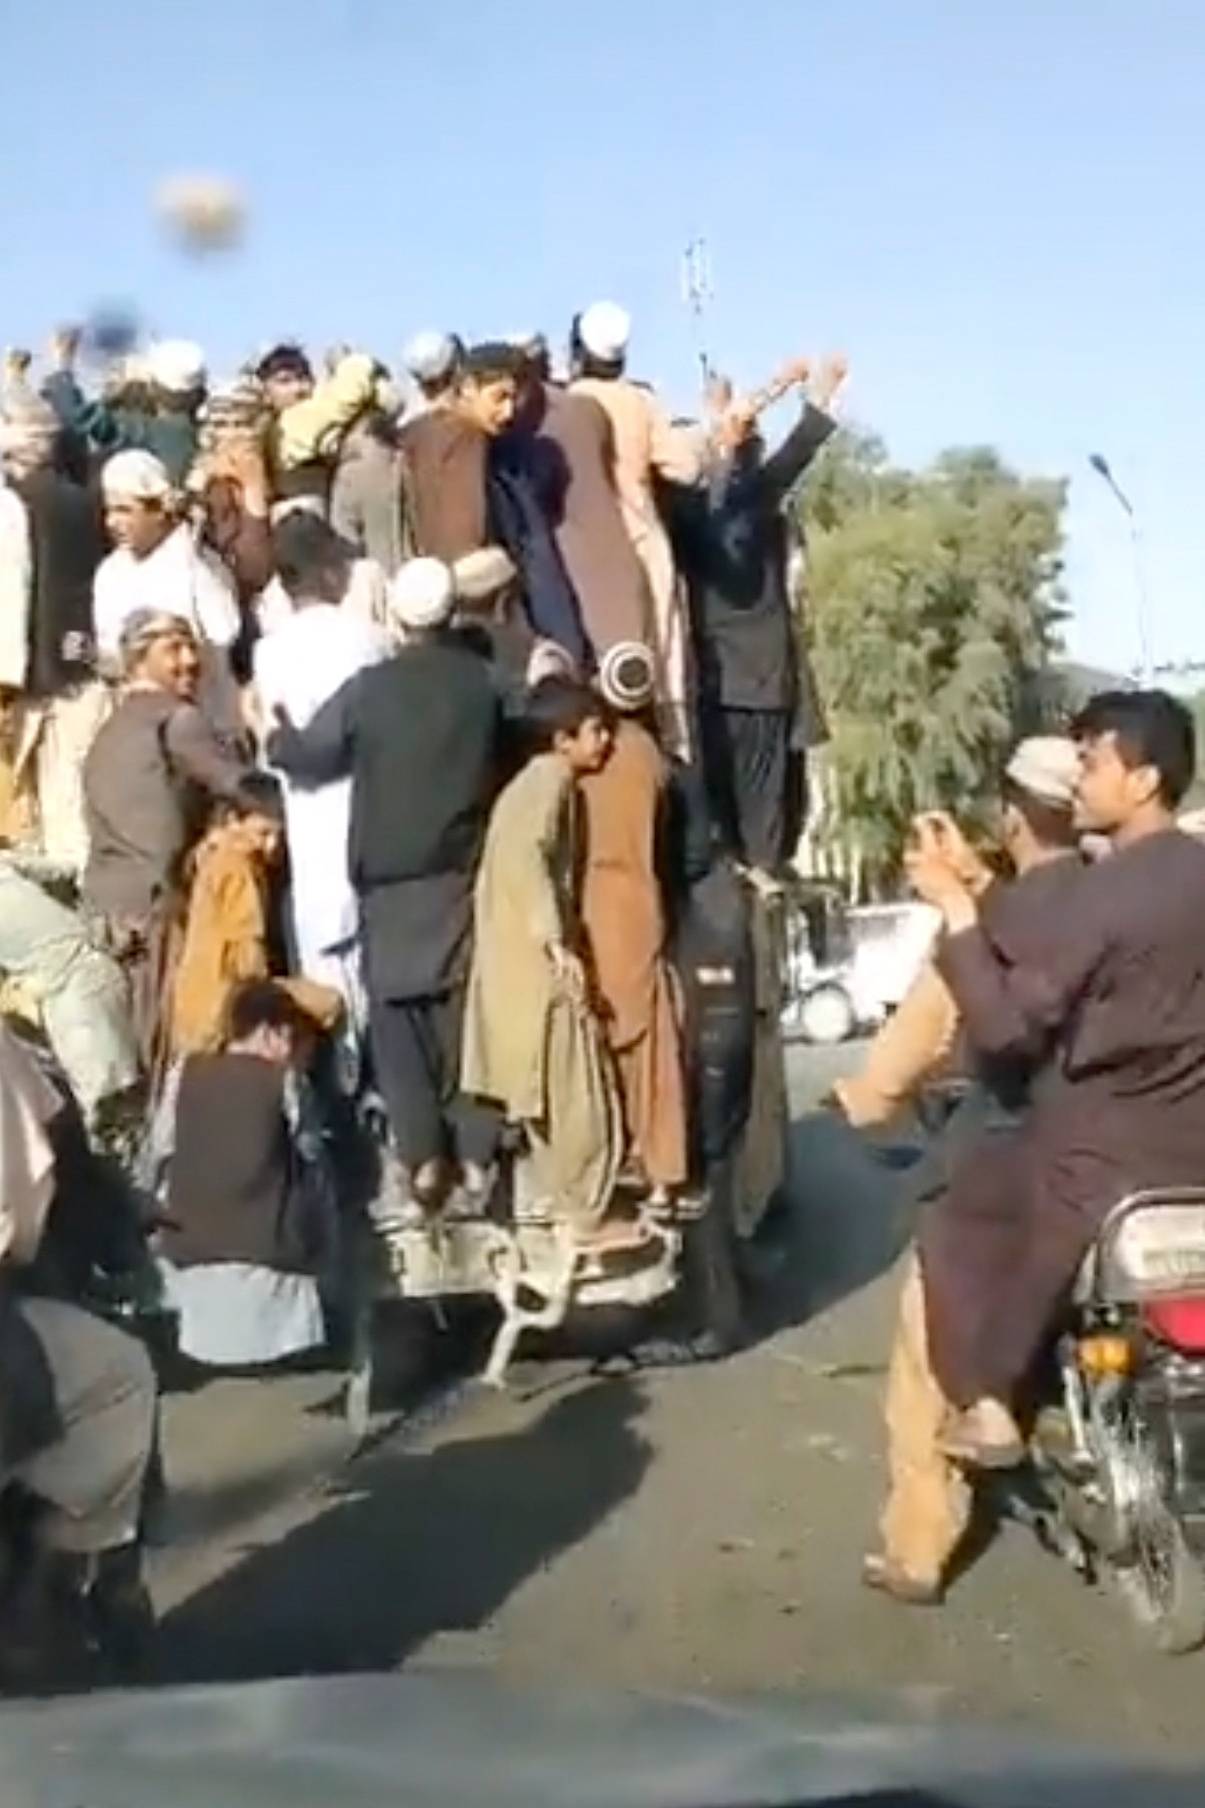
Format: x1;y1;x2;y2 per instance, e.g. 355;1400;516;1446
782;891;939;1045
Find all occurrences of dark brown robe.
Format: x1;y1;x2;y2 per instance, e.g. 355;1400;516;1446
937;828;1205;1398
398;410;488;562
917;858;1082;1404
529;386;654;659
580;719;686;1187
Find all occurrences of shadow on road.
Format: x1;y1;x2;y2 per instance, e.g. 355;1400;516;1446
156;1376;651;1685
749;1107;920;1341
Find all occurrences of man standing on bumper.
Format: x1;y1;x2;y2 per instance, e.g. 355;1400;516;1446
267;557;503;1210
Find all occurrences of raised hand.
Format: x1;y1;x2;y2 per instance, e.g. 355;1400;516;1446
812;352;849;413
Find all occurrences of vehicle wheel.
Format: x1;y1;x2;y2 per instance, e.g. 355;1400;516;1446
797;983;856;1047
1111;1501;1205;1655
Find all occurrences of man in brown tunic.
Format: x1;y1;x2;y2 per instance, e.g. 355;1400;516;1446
511;345;653;661
909;690;1205;1468
579;643;686;1197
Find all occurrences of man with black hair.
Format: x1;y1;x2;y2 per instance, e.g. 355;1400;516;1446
160;977;333;1366
462;679;623;1237
255;344;314;414
909;689;1205;1468
257;343;381;509
398;340;516;564
399;342;588;668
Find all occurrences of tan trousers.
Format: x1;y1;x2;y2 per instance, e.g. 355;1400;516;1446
880;1254;972;1586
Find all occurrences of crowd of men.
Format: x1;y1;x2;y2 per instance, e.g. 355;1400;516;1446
0;306;844;1681
8;292;1205;1682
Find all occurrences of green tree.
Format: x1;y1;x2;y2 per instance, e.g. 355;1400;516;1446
797;434;1067;888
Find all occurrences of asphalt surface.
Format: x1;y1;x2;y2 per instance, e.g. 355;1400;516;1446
144;1044;1205;1761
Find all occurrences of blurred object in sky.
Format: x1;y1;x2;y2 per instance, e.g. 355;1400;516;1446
155;173;246;253
81;304;141;361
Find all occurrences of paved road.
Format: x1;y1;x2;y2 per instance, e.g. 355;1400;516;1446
146;1045;1205;1760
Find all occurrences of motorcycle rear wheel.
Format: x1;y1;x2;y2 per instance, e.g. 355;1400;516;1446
1111;1504;1205;1656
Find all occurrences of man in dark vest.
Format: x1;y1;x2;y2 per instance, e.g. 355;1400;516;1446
267;556;505;1211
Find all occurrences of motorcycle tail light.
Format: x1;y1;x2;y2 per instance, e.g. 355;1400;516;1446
1077;1333;1134;1378
1143;1296;1205;1355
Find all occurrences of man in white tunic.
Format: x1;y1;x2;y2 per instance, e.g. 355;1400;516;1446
92;450;242;739
252;512;387;1034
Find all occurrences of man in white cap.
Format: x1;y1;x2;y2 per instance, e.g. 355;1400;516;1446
267;557;505;1208
92;449;242;738
505;339;654;666
835;735;1084;1605
40;331;205;487
570;302;702;752
253;514;387;1035
141;339;206;484
402;330;462;420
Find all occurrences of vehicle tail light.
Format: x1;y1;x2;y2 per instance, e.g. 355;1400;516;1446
1143;1296;1205;1354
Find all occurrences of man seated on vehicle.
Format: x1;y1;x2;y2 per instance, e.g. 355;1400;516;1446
0;1018;156;1687
908;690;1205;1472
834;736;1082;1604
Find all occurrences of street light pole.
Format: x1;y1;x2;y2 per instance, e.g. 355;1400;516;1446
1088;452;1153;684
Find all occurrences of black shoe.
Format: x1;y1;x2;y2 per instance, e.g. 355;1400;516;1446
0;1550;92;1695
88;1544;155;1680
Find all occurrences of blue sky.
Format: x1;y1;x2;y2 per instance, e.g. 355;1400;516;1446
2;0;1202;676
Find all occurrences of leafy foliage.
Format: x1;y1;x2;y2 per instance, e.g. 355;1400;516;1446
797;433;1067;885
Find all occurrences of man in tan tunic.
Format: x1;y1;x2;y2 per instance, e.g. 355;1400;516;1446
462;680;622;1236
570;302;702;753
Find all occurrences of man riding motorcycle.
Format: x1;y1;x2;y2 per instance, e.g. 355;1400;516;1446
909;690;1205;1472
834;734;1082;1603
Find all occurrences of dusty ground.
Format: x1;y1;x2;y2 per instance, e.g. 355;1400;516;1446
145;1046;1205;1760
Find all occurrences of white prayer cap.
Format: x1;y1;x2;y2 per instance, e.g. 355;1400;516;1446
269;495;325;526
404;330;457;385
388;557;456;632
1005;736;1079;810
599;640;656;713
451;545;516;603
527;638;579;688
578;300;631;364
101;448;174;502
145;338;207;394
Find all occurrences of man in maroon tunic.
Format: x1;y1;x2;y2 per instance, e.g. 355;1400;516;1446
909;691;1205;1468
